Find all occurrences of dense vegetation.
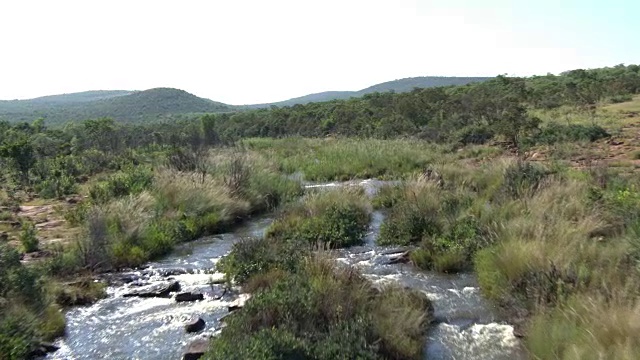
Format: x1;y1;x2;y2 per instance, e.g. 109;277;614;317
248;76;492;107
1;63;639;359
217;65;639;142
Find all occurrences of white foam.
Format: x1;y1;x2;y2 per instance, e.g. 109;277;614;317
430;322;522;359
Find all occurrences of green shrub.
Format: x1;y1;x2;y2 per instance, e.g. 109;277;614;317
64;202;89;226
0;243;64;359
502;161;548;198
208;258;431;360
89;167;153;204
217;237;306;284
266;191;370;249
20;221;38;253
0;211;12;221
452;124;495;145
377;204;441;246
533;123;610;145
0;307;38;360
609;94;633;104
206;327;310;360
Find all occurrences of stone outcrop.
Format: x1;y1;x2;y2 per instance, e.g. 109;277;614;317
175;292;204;302
182;338;209;360
122;281;180;298
185;317;206;333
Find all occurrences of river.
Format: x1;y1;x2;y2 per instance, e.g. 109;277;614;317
46;180;526;360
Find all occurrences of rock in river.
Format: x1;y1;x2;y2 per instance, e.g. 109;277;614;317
123;281;180;298
185;317;206;333
176;292;205;302
183;338;209;360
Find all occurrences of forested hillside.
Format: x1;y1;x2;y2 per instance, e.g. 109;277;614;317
0;77;491;124
0;88;233;125
216;65;640;142
250;76;492;107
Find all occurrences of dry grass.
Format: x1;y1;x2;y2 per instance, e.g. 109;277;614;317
154;167;250;221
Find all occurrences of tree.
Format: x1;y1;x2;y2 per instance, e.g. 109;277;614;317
201;114;220;146
0;136;35;184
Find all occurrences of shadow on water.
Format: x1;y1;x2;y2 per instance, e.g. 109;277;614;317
48;180;526;360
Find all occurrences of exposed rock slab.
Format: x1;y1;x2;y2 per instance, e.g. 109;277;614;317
123;281;180;298
176;292;204;302
182;338;209;360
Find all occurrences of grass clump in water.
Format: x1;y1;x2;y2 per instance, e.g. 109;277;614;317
208;257;433;360
265;188;371;249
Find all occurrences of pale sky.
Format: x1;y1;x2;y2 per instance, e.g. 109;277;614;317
0;0;638;105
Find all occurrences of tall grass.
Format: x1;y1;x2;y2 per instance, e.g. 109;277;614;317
54;150;303;271
243;137;450;181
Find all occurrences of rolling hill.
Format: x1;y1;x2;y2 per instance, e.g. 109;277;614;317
0;76;492;124
249;76;492;108
0;88;235;124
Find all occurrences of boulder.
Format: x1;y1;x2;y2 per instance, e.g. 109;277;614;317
29;342;60;357
387;251;411;265
157;268;189;277
123;281;180;298
182;338;209;360
176;292;204;303
185;317;206;333
228;293;251;312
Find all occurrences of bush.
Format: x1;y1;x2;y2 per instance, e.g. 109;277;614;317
208;258;432;360
609;94;633;104
533;123;610;145
377;204;440;246
452;124;495;145
20;221;38;253
0;243;64;359
216;237;306;285
502;161;548;198
89;167;153;204
266;190;370;248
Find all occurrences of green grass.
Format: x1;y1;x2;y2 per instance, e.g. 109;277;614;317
602;94;640;113
243;137;449;181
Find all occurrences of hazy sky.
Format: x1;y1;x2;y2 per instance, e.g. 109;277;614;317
1;0;638;104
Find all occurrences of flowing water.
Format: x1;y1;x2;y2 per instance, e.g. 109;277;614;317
47;180;526;360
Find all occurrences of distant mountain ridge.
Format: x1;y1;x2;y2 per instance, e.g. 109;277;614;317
0;76;492;124
0;88;234;124
248;76;492;108
26;90;134;104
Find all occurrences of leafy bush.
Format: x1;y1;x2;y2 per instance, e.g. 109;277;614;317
609;94;633;104
20;221;38;253
89;167;153;204
378;204;441;246
502;161;548;198
217;237;307;284
208;258;432;360
533;123;610;145
0;244;63;359
452;124;495;145
266;190;370;249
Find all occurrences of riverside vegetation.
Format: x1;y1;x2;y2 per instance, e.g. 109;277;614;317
0;64;640;359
